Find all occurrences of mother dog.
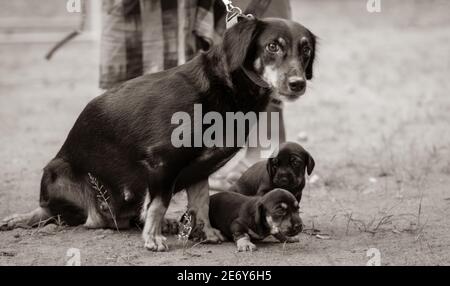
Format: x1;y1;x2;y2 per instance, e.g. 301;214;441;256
1;17;316;251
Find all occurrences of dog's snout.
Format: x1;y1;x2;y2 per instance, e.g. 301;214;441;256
292;215;303;232
274;169;295;187
278;177;289;186
293;222;303;232
288;77;306;92
287;219;303;236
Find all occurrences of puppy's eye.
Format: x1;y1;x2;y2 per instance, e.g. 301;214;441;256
291;160;300;167
272;158;279;166
275;209;286;216
302;46;311;57
266;42;280;53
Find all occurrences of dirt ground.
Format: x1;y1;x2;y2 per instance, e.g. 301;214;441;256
1;0;450;266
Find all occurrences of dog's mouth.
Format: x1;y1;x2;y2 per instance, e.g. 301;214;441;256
277;91;305;102
273;179;293;189
285;228;302;237
273;175;298;189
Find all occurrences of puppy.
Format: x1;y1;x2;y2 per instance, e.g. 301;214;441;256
209;188;303;252
231;142;315;202
1;17;316;252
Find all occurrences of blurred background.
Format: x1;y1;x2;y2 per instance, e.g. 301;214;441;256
0;0;449;265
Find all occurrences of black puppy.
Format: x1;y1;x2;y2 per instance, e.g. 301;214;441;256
209;188;303;252
1;17;316;252
231;142;314;202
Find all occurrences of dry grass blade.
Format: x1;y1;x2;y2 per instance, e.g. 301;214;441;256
178;212;194;255
88;173;120;232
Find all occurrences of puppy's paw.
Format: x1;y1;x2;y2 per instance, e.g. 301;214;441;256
236;236;257;252
144;235;168;252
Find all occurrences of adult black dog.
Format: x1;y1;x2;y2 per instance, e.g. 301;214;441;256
231;142;315;202
1;17;316;251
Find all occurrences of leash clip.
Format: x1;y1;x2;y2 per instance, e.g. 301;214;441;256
224;0;252;29
226;7;242;29
223;0;254;29
222;0;240;13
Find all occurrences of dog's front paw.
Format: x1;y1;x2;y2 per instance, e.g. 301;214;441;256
186;210;224;244
236;236;257;252
204;226;225;244
144;235;168;252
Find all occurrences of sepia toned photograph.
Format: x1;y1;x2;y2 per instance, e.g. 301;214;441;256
0;0;449;268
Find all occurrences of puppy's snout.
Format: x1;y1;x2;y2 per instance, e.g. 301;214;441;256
293;221;303;233
288;77;306;92
287;220;303;236
278;177;290;186
274;170;295;187
290;215;303;234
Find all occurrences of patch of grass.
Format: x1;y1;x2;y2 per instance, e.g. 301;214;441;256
88;173;120;232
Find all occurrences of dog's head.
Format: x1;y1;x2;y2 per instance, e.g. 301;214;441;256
257;188;303;237
267;142;315;200
223;17;317;101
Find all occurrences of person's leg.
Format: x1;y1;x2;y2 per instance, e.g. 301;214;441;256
244;101;286;164
209;101;286;191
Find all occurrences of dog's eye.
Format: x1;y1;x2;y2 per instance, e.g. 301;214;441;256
272;158;279;166
266;42;280;53
291;160;300;167
302;46;311;57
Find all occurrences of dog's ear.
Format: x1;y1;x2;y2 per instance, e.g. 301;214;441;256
306;152;315;176
305;33;316;80
223;17;259;72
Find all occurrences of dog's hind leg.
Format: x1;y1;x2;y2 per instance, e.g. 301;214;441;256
187;180;225;243
0;207;52;230
2;158;93;230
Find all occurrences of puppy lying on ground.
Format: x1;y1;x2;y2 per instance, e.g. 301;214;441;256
231;142;315;202
209;188;303;252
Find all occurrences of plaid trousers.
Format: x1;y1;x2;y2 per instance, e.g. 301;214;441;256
99;0;291;89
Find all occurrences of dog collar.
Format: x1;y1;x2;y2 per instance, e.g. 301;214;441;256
270;98;283;106
241;66;271;89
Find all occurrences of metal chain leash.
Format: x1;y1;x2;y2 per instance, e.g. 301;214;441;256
221;0;254;29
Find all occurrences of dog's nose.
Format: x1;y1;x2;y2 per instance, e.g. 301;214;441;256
278;177;289;186
293;222;303;232
288;77;306;92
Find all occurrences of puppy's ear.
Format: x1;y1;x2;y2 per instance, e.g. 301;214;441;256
223;17;259;72
306;152;315;176
266;158;273;179
254;201;265;227
305;33;316;80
